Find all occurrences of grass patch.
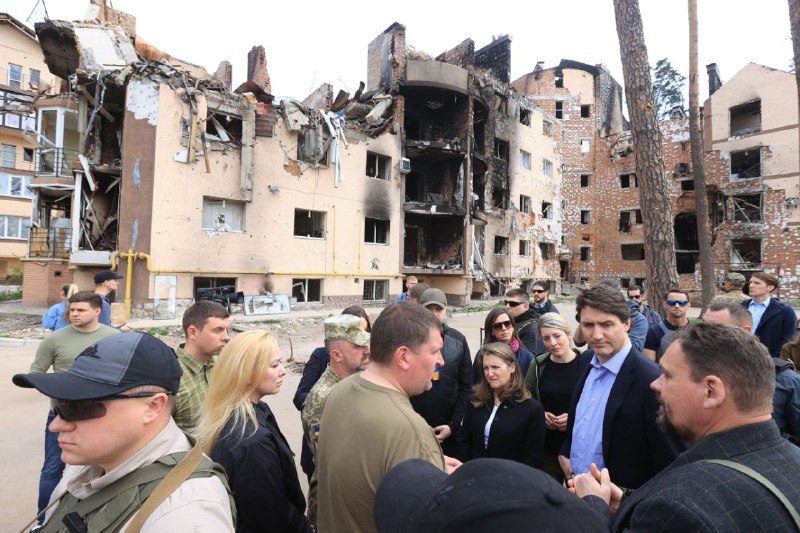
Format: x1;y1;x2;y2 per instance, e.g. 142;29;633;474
136;326;172;336
252;319;281;325
0;290;22;302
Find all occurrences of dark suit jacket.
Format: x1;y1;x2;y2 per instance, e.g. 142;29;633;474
560;347;685;489
585;421;800;531
742;298;798;358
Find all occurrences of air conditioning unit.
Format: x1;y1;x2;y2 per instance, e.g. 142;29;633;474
398;157;411;174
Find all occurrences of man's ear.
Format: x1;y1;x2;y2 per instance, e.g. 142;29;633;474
187;324;199;340
395;346;411;370
143;394;170;424
329;347;344;364
702;375;726;408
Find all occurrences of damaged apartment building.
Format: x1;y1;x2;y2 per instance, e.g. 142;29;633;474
22;7;563;312
513;60;800;298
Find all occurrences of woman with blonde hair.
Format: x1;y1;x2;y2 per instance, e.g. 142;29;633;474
197;330;311;532
525;312;583;481
457;342;545;467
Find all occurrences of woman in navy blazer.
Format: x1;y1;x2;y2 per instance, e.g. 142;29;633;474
458;342;545;468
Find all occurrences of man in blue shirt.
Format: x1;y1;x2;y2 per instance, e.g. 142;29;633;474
93;269;130;331
559;285;683;490
742;271;797;358
394;275;417;302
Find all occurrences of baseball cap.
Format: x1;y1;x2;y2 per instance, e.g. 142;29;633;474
324;315;370;347
374;458;605;533
13;333;182;400
725;272;746;284
94;269;124;284
420;288;447;309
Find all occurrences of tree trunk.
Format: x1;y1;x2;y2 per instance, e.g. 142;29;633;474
789;0;800;208
689;0;715;311
613;0;679;315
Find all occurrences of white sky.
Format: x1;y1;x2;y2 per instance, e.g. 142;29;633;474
3;0;793;103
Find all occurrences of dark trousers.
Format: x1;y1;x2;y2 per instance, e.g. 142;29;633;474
38;410;65;523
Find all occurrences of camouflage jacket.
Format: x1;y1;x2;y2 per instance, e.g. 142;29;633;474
301;367;343;460
714;290;747;303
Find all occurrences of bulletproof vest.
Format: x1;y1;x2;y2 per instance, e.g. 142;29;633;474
41;451;234;533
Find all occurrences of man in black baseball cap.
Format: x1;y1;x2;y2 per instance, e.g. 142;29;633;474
14;333;234;532
93;269;130;331
374;457;604;532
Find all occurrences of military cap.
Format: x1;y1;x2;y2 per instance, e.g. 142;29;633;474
324;314;370;346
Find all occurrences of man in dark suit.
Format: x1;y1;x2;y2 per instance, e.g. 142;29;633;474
741;271;797;358
573;323;800;531
558;285;683;490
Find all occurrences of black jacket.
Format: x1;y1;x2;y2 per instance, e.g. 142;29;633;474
211;402;312;533
456;395;545;468
410;325;473;435
513;308;544;354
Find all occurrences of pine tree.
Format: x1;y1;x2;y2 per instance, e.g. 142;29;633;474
651;58;686;118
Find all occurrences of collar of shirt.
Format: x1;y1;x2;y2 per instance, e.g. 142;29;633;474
749;297;771;309
177;344;216;375
590;341;632;375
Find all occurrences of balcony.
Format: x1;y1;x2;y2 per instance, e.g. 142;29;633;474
28;223;70;259
34;147;80;178
0;66;57;94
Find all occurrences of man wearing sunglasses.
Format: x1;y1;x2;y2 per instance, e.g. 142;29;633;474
27;291;118;529
643;289;691;362
530;280;559;319
626;284;662;327
504;288;544;354
13;333;234;532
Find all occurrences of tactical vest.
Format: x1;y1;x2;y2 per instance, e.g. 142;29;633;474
41;451;234;533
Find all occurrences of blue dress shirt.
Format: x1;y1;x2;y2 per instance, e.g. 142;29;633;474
749;297;770;332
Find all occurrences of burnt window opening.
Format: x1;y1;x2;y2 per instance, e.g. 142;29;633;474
495;94;508;116
731;239;762;270
293;278;322;303
492;187;508;209
730;148;761;180
729;99;761;137
555;74;564;88
493;139;510;163
363;279;389;302
582;234;590;241
406;157;464;205
580;174;590;187
681;180;695;191
555;101;563;120
364;217;389;244
519;240;531;256
619;211;632;233
580;210;591;224
520;108;531;126
675;163;690;178
620;173;638;188
542;202;553;219
366;152;390;180
294;209;325;239
731;194;763;223
520;195;531;214
635;209;643;224
681;141;690;152
494;236;509;255
23;147;33;162
539;242;553;260
580;105;591;118
635;277;646;288
543;120;553;137
675;212;699;274
206;112;243;143
580;246;591;261
621;243;645;261
620;277;631;289
403;214;463;268
580;275;590;284
194;277;236;302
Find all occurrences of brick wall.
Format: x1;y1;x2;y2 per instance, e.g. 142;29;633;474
22;260;73;307
255;103;276;137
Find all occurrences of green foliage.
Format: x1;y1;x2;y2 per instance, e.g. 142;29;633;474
651;58;686;118
6;267;22;284
0;289;22;301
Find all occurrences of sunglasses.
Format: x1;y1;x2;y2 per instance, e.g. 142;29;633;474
492;320;514;331
504;300;524;307
666;300;689;307
531;289;547;294
53;392;163;422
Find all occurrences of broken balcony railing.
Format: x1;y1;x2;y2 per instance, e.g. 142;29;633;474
28;224;71;259
35;147;79;178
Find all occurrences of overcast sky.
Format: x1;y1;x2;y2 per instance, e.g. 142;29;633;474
4;0;793;103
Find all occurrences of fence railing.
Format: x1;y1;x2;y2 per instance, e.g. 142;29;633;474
28;226;71;259
34;147;80;178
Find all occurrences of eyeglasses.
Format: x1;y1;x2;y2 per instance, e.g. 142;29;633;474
53;392;163;422
666;300;689;307
531;289;547;294
504;300;524;307
492;320;514;331
629;295;643;300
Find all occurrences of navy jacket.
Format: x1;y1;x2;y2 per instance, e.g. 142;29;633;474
561;347;685;489
585;421;800;531
742;298;798;358
774;357;800;440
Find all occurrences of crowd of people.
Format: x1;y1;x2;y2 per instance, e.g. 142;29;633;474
16;271;800;532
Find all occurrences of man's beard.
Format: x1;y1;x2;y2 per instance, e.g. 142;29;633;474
656;396;696;442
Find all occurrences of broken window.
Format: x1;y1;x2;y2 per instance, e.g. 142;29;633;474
520;150;531;169
620;277;631;289
8;64;22;89
494;139;509;162
0;215;30;239
555;74;563;88
520;195;531;214
519;240;531;256
206;112;243;143
675;163;690;177
542;202;553;219
293;278;322;303
731;239;762;269
731;194;763;223
555;101;563;120
582;234;590;241
23;147;33;163
580;210;591;224
635;277;645;288
539;242;552;260
619;211;632;233
202;198;245;232
581;105;590;118
580;174;590;187
495;94;508;116
1;144;15;168
294;209;325;239
580;246;591;261
520;108;531;126
364;217;389;244
543;159;553;177
194;277;237;302
619;173;637;188
680;179;695;191
730;99;761;137
635;209;643;224
366;152;390;180
675;212;699;274
730;148;761;180
543;120;553;137
2;175;32;198
494;236;509;255
29;69;40;89
681;141;690;152
621;243;645;261
492;187;508;209
580;139;591;153
363;279;388;302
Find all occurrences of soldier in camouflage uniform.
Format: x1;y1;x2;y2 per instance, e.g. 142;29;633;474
714;272;748;303
301;314;370;527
